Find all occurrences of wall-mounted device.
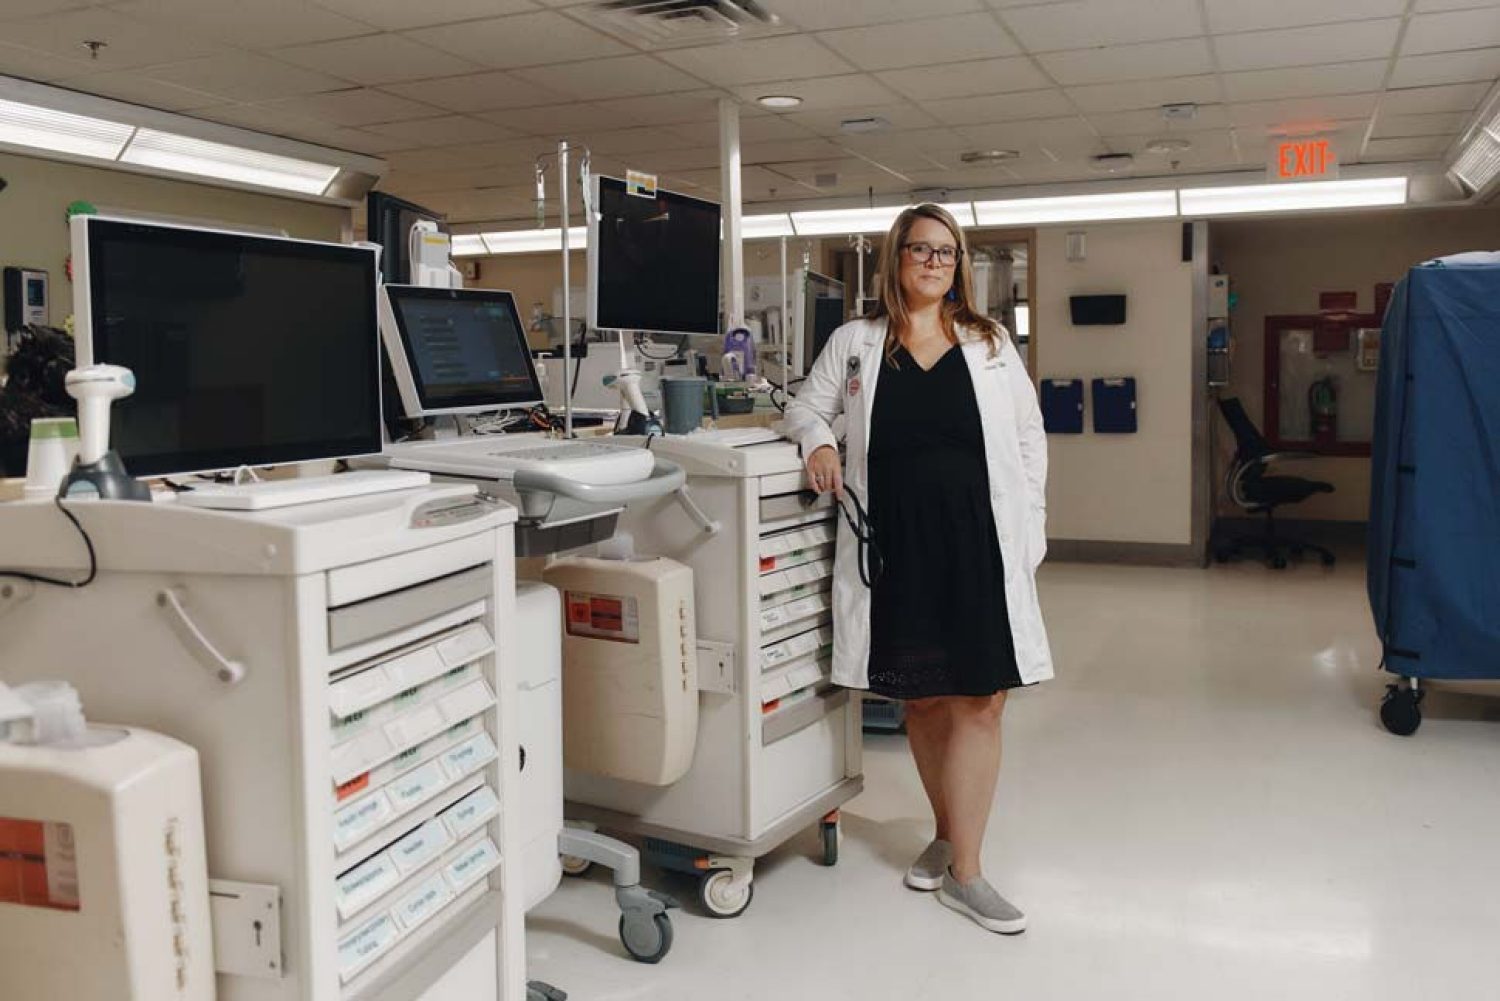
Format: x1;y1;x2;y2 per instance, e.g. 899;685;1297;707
1070;294;1127;326
3;266;48;340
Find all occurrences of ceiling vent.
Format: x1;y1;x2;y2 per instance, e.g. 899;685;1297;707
590;0;781;45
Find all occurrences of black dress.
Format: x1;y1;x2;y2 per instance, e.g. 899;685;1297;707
865;344;1023;700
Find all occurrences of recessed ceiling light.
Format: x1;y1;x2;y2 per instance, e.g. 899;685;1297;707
1145;138;1192;154
960;149;1021;164
756;94;802;109
1091;153;1135;173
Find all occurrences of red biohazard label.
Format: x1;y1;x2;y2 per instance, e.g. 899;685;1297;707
0;816;80;911
564;591;640;644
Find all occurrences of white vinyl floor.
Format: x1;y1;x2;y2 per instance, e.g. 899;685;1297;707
526;553;1500;1001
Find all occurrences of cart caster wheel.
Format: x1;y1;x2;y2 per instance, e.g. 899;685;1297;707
820;821;840;867
560;855;592;878
1270;555;1288;570
698;868;754;919
619;912;673;964
1321;553;1337;567
1380;686;1422;736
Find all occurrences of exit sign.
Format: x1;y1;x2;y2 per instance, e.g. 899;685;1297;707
1268;138;1339;181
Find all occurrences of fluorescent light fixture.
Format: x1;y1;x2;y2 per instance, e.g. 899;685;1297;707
0;96;133;160
120;128;338;196
740;212;795;239
973;189;1178;226
1179;177;1407;216
939;202;977;227
789;205;904;236
449;234;489;257
480;226;587;254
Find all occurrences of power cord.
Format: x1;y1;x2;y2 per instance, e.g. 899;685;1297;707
0;496;98;589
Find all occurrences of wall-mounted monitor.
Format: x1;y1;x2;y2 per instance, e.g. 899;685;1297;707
587;175;721;337
792;269;846;377
72;215;382;477
1070;294;1127;325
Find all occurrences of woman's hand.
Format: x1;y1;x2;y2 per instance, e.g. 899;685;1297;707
805;445;844;498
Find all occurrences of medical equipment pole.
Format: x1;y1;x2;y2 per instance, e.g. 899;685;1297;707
559;139;573;439
779;236;788;388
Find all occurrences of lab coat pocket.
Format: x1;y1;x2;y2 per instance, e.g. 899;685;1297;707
1026;509;1047;571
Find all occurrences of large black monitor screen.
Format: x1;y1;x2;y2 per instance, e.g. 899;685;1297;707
593;176;720;336
386;286;541;412
86;220;381;477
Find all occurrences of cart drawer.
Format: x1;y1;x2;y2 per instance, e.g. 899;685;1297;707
762;688;848;747
329;565;492;651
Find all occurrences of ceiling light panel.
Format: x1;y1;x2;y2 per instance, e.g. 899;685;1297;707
789;205;905;235
480;226;588;254
973;189;1179;226
1178;177;1408;216
449;234;489;257
740;213;796;239
0;96;134;159
120;128;340;195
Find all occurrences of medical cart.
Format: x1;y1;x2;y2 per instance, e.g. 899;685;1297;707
564;429;863;918
0;484;528;999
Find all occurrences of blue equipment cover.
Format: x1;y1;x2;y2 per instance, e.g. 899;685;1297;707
1368;253;1500;680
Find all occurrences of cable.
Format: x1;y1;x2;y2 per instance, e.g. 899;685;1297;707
0;496;98;589
802;487;882;588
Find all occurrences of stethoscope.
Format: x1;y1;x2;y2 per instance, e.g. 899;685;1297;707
802;487;883;589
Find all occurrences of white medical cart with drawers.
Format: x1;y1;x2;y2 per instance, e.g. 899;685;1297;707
0;484;527;1000
565;429;863;919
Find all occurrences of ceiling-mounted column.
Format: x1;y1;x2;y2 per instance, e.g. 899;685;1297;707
719;96;744;330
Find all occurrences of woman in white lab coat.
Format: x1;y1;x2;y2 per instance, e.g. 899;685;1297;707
783;203;1052;935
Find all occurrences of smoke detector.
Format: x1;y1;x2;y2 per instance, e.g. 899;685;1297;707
1091;153;1135;174
591;0;780;44
960;149;1021;164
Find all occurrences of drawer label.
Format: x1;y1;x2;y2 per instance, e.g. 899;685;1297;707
445;838;501;891
443;786;500;839
394;872;453;931
334;792;392;849
336;852;399;918
383;704;446;752
338;913;398;981
388;761;447;812
442;733;497;780
390;819;452;875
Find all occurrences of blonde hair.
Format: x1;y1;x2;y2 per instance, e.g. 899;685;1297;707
870;203;1002;364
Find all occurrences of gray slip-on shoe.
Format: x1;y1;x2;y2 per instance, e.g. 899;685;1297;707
904;839;952;891
937;869;1027;934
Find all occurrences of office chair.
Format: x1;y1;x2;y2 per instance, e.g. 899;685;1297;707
1214;397;1337;570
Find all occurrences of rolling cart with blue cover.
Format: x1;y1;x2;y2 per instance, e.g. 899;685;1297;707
1368;253;1500;735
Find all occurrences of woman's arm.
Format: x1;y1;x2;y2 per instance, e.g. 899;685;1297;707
1003;336;1048;519
782;326;850;459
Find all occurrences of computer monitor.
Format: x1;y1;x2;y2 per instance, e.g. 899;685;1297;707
379;284;543;418
72;215;382;478
587;175;721;337
367;191;444;285
793;269;846;376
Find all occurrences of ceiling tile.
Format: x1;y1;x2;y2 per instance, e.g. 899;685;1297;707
512;54;705;100
1372;110;1473;137
1205;0;1406;34
313;0;537;31
0;40;96;82
957;116;1098;146
146;53;349;103
53;70;220;111
787;102;941;135
625;147;722;172
877;57;1050;101
1389;47;1500;87
381;165;516;193
1222;61;1388;102
582;125;701;155
743;138;847;164
730;73;901;110
997;0;1203;51
1361;135;1453;159
382;71;570;113
1226;95;1380;127
1086;105;1232;136
308;127;412;155
479;102;640;133
0;0;94;19
664;114;820;146
113;0;371;49
260;88;441;126
816;12;1019;71
274;34;481;85
922;88;1078;125
835;126;972;155
367;114;515;145
591;90;728;124
197;101;337;139
1215;19;1402;72
407;11;631;69
0;7;227;70
1403;8;1500;54
1381;82;1491;114
1037;38;1213;86
657;36;855;86
780;0;984;32
1413;0;1500;9
1065;74;1220;113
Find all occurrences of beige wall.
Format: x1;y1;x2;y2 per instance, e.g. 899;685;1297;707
0;152;349;358
1213;205;1500;522
1036;220;1198;545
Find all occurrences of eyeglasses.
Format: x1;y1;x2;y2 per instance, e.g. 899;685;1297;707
902;242;962;267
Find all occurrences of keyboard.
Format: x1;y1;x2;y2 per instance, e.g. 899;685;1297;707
388;438;654;487
175;470;432;511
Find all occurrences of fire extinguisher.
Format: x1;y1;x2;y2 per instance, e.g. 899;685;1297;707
1309;376;1338;446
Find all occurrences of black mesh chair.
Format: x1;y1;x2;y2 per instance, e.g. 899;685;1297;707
1215;397;1337;569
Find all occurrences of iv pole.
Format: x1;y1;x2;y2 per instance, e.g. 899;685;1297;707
535;139;591;439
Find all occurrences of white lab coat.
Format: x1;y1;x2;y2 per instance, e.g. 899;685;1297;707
782;317;1054;691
